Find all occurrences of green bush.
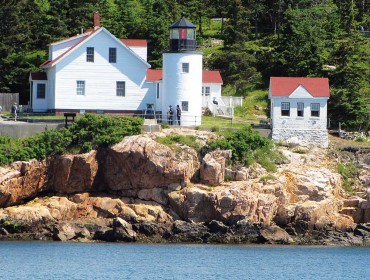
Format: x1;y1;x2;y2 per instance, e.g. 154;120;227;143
0;114;143;166
69;114;143;153
204;126;271;165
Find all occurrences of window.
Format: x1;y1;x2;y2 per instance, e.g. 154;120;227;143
182;63;189;73
311;103;320;117
156;83;160;99
281;102;290;116
76;81;85;95
202;86;210;96
116;81;125;96
86;47;94;62
37;84;46;99
297;102;304;117
109;48;116;63
181;101;189;112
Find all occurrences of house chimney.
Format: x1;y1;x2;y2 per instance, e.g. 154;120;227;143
93;11;100;30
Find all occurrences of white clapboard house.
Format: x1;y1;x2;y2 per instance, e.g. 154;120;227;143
268;77;330;147
29;13;223;126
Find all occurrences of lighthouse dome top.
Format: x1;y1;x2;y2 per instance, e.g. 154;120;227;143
169;14;197;52
170;16;196;29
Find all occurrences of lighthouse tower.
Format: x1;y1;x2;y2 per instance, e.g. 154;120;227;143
162;15;203;126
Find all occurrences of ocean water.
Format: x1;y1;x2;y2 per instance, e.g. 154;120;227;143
0;242;369;280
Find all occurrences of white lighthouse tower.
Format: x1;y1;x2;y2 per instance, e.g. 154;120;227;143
162;15;203;126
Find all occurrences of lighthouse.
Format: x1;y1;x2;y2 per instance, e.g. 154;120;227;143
162;14;203;126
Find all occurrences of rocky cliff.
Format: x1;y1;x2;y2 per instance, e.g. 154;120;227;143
0;129;369;245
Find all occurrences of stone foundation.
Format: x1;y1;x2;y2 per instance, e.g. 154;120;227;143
272;128;328;148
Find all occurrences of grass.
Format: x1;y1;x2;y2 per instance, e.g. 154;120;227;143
234;89;269;120
201;116;255;129
155;134;201;151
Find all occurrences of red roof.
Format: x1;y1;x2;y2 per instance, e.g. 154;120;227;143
146;69;163;81
269;77;330;97
202;70;223;84
30;72;47;80
146;69;223;84
120;39;147;47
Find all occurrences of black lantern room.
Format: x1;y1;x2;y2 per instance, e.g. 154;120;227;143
169;14;196;52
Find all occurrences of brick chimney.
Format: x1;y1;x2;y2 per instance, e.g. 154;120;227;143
93;11;100;30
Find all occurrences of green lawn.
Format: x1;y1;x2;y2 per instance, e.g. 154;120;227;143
201;116;258;129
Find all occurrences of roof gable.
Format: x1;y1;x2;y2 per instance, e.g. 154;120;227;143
269;77;330;98
289;85;313;98
41;28;150;68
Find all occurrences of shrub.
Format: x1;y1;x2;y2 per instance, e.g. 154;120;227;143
0;114;143;166
69;114;143;153
204;125;272;165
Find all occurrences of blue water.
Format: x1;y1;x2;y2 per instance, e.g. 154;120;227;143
0;242;369;280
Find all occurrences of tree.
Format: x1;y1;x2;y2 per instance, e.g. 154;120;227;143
274;3;342;77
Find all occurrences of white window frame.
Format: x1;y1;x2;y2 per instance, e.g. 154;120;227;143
182;63;189;73
202;86;210;96
297;102;304;117
281;102;290;116
116;81;125;97
86;47;94;62
76;81;85;95
310;103;320;117
37;83;46;99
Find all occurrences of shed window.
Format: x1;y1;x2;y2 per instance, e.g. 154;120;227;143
76;81;85;95
109;48;116;63
116;81;125;96
311;103;320;117
297;102;304;117
156;83;160;99
281;102;290;116
86;47;94;62
202;86;210;96
37;84;46;99
182;63;189;73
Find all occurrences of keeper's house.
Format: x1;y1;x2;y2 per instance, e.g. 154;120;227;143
268;77;330;147
29;12;223;126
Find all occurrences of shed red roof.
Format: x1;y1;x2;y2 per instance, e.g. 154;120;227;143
202;70;223;84
146;69;163;81
269;77;330;97
120;39;147;47
146;69;223;84
30;72;47;80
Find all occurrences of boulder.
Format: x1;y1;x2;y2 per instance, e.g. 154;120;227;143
47;151;98;194
112;217;137;242
0;160;46;207
103;135;199;191
200;150;231;186
168;185;278;225
260;225;294;244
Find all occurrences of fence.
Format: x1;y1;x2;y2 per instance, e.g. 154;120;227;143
0;93;19;112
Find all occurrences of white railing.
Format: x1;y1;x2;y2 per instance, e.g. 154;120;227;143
220;96;243;107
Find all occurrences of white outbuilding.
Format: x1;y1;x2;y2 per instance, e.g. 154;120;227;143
268;77;330;147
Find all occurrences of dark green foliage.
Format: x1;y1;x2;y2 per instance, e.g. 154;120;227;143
203;126;272;166
69;114;143;152
0;114;143;166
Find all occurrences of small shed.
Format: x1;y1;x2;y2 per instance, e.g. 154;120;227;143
268;77;330;147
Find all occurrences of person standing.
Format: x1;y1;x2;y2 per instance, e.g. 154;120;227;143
167;105;174;125
176;105;181;126
11;102;18;121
